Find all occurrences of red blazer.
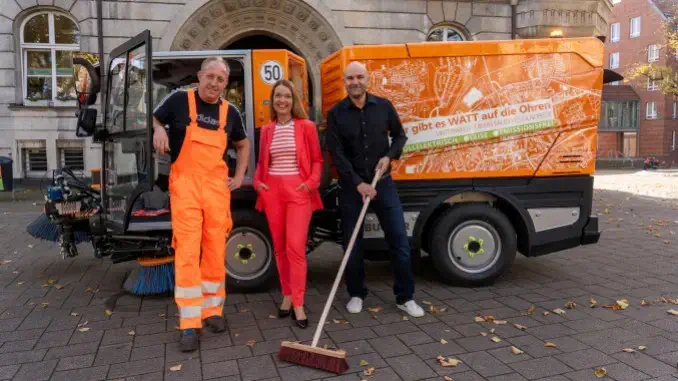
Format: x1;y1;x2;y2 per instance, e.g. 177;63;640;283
253;117;324;212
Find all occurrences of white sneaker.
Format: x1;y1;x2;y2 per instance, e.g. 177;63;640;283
346;297;363;314
397;300;425;317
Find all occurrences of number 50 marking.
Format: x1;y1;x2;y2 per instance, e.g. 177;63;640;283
260;60;283;85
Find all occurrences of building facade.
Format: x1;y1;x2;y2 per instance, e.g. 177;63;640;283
0;0;614;180
600;0;677;165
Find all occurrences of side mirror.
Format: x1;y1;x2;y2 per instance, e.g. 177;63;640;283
72;53;101;108
76;108;97;137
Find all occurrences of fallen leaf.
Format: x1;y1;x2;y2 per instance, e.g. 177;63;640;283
78;327;90;332
402;316;409;321
169;364;182;372
367;306;382;313
105;309;113;317
475;316;486;323
0;260;11;265
240;308;249;313
359;360;369;366
489;329;496;334
623;348;635;353
85;287;93;293
514;324;527;331
641;300;650;307
493;320;508;325
544;342;557;348
543;311;551;316
268;315;276;319
246;340;256;347
491;336;502;343
429;305;444;315
565;301;577;309
54;284;64;290
638;346;647;350
40;302;49;308
363;367;375;376
594;367;607;378
665;240;671;245
480;332;488;337
440;339;448;344
553;308;566;315
70;312;79;317
17;281;24;285
667;309;678;316
28;245;34;248
438;357;462;367
444;377;454;381
128;331;135;336
422;301;432;305
511;346;524;355
47;279;56;284
484;315;496;323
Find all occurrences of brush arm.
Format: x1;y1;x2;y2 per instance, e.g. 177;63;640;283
310;168;383;348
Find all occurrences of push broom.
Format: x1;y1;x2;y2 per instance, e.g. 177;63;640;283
278;168;384;374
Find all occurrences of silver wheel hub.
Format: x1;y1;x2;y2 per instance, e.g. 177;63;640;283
447;220;501;274
225;227;272;281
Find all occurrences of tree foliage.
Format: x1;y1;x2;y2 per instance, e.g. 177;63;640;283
624;3;678;96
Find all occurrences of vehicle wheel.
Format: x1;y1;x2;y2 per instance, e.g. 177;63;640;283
225;210;277;292
430;204;517;286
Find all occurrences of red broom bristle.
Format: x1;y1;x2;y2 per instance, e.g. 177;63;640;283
278;347;349;374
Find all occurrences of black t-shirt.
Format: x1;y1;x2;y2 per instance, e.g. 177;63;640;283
153;88;247;163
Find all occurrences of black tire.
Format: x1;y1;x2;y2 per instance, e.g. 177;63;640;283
225;209;277;292
429;203;517;286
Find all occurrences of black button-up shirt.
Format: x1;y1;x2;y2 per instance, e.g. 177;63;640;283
325;93;408;187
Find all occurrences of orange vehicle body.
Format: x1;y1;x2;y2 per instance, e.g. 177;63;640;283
320;37;603;181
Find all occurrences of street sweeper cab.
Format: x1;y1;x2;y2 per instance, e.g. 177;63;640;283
55;29;612;292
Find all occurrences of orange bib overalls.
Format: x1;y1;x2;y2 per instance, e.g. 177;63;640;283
170;88;233;330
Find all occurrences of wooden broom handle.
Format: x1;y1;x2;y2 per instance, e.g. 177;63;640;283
311;168;384;348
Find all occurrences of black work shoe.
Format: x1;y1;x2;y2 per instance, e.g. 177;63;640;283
179;329;199;352
204;315;226;333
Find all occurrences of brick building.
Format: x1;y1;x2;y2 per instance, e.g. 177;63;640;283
600;0;678;166
0;0;614;180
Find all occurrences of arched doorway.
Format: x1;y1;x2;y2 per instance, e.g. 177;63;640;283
166;0;347;120
222;33;314;119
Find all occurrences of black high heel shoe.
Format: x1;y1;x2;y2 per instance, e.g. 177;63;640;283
291;309;308;329
278;308;291;318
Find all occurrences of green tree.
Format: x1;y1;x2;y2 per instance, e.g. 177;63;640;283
624;3;678;96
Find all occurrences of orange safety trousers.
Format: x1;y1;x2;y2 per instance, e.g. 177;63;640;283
260;174;312;307
169;88;233;330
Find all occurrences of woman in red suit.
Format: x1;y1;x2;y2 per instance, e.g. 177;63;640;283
253;79;324;328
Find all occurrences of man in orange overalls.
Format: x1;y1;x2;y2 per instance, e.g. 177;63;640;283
152;57;250;352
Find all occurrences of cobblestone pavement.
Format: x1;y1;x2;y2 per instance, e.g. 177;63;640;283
1;177;678;381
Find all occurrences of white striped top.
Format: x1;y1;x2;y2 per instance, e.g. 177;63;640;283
269;120;299;175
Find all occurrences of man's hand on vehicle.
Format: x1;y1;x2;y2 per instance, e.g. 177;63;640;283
153;126;170;155
357;182;377;201
228;174;244;191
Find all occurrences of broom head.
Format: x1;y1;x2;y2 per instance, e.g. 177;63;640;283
278;341;349;374
123;256;175;296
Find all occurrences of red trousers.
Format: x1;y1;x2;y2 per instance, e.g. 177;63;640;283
260;174;312;307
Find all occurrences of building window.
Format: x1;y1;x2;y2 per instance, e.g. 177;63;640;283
630;17;641;38
648;44;660;62
20;11;80;106
426;25;466;42
610;23;620;42
646;102;657;119
672;130;676;151
674;101;676;119
647;78;659;91
599;100;639;131
609;52;619;69
58;147;84;171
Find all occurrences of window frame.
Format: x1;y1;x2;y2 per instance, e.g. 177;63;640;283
609;52;620;69
647;78;659;91
19;10;80;107
426;25;467;42
610;22;620;42
630;16;641;38
648;44;660;62
646;102;657;119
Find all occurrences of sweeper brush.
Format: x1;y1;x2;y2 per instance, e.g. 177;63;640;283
277;169;383;374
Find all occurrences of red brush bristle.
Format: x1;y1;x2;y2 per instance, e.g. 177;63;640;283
278;347;349;374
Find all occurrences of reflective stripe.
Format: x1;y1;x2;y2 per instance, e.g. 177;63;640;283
175;286;202;299
179;306;202;318
202;281;224;294
203;296;224;309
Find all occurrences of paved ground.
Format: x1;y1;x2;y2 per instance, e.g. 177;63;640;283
1;171;678;381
